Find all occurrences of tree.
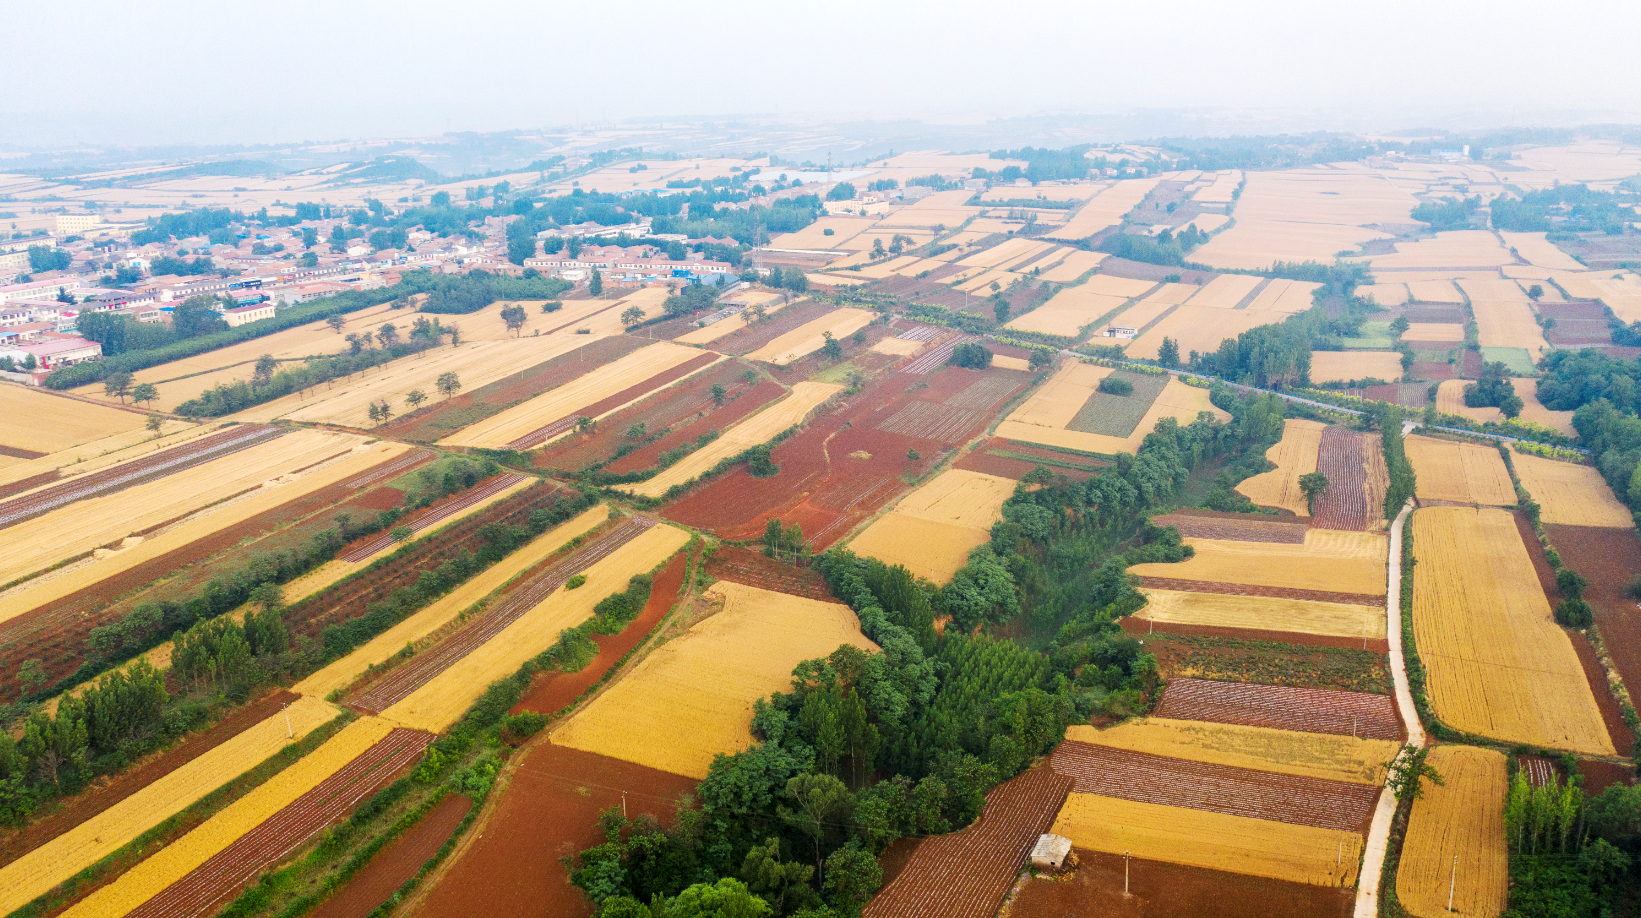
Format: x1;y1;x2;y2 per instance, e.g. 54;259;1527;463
251;354;277;389
1387;749;1445;802
145;414;164;435
1298;471;1329;512
826;182;857;201
372;400;393;425
172;295;229;339
871;238;886;259
508;233;537;265
500;305;527;337
948;342;992;370
1028;348;1054;371
821;331;844;362
621;306;646;327
325;314;346;333
824;845;882;916
589;269;603;296
1157;337;1180;369
405;389;427;410
711;384;727;407
103;371;134;403
436;371;462;399
993;298;1009;323
666;878;771;918
781;773;854;879
1528;284;1545;300
740;838;817;916
1463;360;1523;418
377;323;400;348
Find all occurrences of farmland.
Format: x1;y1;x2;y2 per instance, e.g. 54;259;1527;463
1309;350;1405;384
1235;418;1324;517
1395;746;1509;918
1063;721;1397;786
1136;588;1383;640
997;362;1229;455
0;384;156;455
1310;425;1385;531
1509;451;1632;527
1154;677;1402;740
1128;530;1389;596
1412;507;1613;754
848;468;1015;583
1404;436;1517;506
743;306;875;365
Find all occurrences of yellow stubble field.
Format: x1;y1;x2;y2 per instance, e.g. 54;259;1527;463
0;420;216;490
1037;250;1107;283
0;385;152;454
1124;305;1275;361
1500;232;1585;271
1356;283;1410;307
549;581;877;779
1509;377;1576;436
1436;380;1501;424
1404;435;1517;506
848;470;1014;583
1395;745;1509;918
769;215;877;250
1361;231;1514;270
997;370;1230;456
1064;720;1397;785
1407;280;1463;303
1244;278;1323;315
1404;323;1465;343
744;308;876;365
1235;418;1324;517
674;299;791;346
1183;274;1264;309
1055;178;1161;240
1004;285;1135;337
1195;221;1390;271
1510;452;1633;527
626;382;844;498
438;342;708;448
1309;350;1406;384
1412;508;1613;754
1458;278;1549;352
1136;588;1384;640
1128;529;1388;595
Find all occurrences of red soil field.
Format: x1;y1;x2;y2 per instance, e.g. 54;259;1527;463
505;352;720;449
863;766;1072;918
1050;742;1379;834
0;470;60;500
1154;677;1402;740
339;473;530;563
1461;349;1485;377
123;728;431;918
1569;630;1636;755
1403;307;1466;324
414;743;698;918
349;517;655;714
1519;756;1561;787
0;689;300;868
1152;510;1308;544
1357;383;1429;408
1409;361;1455;381
340;449;433;490
1545;525;1641;707
1580;760;1635;795
704;546;834;601
306;794;473;918
0;445;46;460
380;336;649;444
600;380;785;475
952;438;1105;482
512;549;688;716
1120;616;1391;653
1310;427;1377;531
1136;577;1383;607
664;366;1027;548
1010;849;1352;918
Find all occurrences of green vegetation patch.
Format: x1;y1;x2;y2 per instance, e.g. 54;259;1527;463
1480;347;1536;375
1065;370;1168;437
1337;320;1394;350
1143;631;1393;694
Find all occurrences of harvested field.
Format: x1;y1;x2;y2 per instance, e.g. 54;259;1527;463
1435;379;1500;424
1395;746;1509;918
953;438;1106;481
1155;677;1401;740
1510;452;1632;527
1236;419;1324;517
848;469;1015;584
1408;280;1463;303
1185;273;1264;309
998;364;1228;455
1056;178;1161;240
899;331;979;375
1460;277;1549;354
1403;323;1465;342
1036;251;1111;283
378;522;691;733
1412;508;1613;754
1139;631;1392;693
338;473;532;562
67;724;429;918
1123;305;1274;361
673;298;790;346
1063;721;1395;787
1404;435;1516;506
0;385;151;454
437;343;709;448
1051;793;1362;887
1128;530;1388;596
870;336;924;356
550;581;875;778
1356;284;1409;307
1309;350;1405;384
1065;370;1168;437
1010;848;1352;918
1244;278;1323;315
625;381;843;498
862;766;1072;918
1136;589;1382;641
703;545;832;600
307;795;472;918
1152;510;1307;543
1135;577;1381;608
1004;282;1141;337
1051;741;1381;831
743;307;875;365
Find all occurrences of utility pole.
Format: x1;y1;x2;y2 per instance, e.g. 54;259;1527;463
1124;850;1131;896
283;702;292;739
1448;855;1457;911
622;791;628;819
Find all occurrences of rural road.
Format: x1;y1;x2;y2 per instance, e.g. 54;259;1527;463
1353;500;1423;918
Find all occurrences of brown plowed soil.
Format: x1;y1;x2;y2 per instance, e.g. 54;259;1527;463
506;352;722;449
1136;631;1393;695
1155;677;1402;740
0;689;299;868
1409;361;1455;381
1580;760;1636;795
1404;307;1466;324
1010;849;1352;918
601;380;785;475
1569;630;1636;755
307;794;473;918
1152;511;1308;544
703;546;833;601
863;766;1072;918
0;470;60;500
1136;577;1383;607
710;299;835;356
1543;524;1641;756
1310;427;1378;532
512;549;689;716
1050;742;1380;834
415;744;698;918
952;438;1106;482
1122;616;1390;652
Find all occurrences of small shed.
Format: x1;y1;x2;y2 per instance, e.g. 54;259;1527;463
1030;833;1072;870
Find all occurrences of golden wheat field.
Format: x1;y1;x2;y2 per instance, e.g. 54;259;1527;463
1366;231;1514;271
1010;246;1076;275
1184;274;1265;309
1395;746;1509;918
1356;283;1410;306
1412;508;1612;754
438;342;708;448
744;308;876;366
1509;452;1633;528
626;381;843;498
1002;361;1111;430
1236;418;1325;517
870;337;925;357
1124;306;1274;362
59;716;397;918
1403;323;1466;343
1404;435;1517;506
1056;178;1161;239
991;355;1031;372
0;428;374;591
1508;377;1577;436
1553;270;1641;323
997;369;1229;456
551;581;876;778
1406;280;1463;303
1309;350;1407;384
1066;720;1397;785
1244;278;1323;315
0;419;218;489
675;298;791;346
848;470;1014;583
1195;220;1388;272
1498;231;1593;270
1436;380;1502;424
0;696;339;917
1037;250;1108;283
1004;285;1133;337
1129;529;1388;595
0;385;153;454
1459;278;1549;353
1135;588;1384;640
383;522;690;733
768;215;876;250
958;237;1053;269
1052;793;1363;887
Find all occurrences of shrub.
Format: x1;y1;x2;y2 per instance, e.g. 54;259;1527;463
1097;376;1134;396
565;574;588;590
1555;598;1593;629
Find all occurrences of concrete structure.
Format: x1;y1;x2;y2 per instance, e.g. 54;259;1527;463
1030;834;1072;870
221;302;275;327
0;336;102;369
0;277;83;305
54;214;101;235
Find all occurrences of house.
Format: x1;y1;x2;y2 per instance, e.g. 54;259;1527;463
1030;835;1072;871
0;336;102;369
221;302;275;327
1103;325;1137;339
0;276;84;306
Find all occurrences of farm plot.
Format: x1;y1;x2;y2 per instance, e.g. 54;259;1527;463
1509;452;1633;527
997;363;1228;455
1066;370;1169;437
1050;742;1380;832
437;343;711;448
1055;178;1161;240
0;429;375;596
623;381;843;498
1309;351;1405;384
1009;848;1354;918
0;385;152;455
1184;274;1264;309
1412;508;1613;754
848;469;1015;584
673;298;790;346
1459;277;1549;354
1154;677;1401;740
1356;283;1409;306
1127;529;1388;596
1310;425;1384;531
1395;746;1509;918
293;505;611;701
307;794;472;918
377;522;690;733
1435;379;1501;424
743;307;875;365
1151;510;1309;543
338;473;532;562
1136;589;1383;641
1003;283;1140;337
1243;278;1323;315
1404;435;1516;505
1235;419;1324;517
704;545;834;600
1124;305;1276;361
550;581;876;778
1063;721;1396;786
862;766;1073;918
1501;231;1587;271
0;696;339;917
1404;323;1465;343
599;379;788;477
1037;250;1107;282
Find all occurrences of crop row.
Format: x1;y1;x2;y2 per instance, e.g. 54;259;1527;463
1154;677;1402;740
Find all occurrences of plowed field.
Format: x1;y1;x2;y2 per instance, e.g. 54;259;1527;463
1545;524;1641;721
1395;746;1508;918
1154;677;1401;740
1010;849;1352;918
1151;510;1308;543
307;794;472;918
1310;425;1384;531
338;473;532;562
1136;577;1382;607
703;546;833;600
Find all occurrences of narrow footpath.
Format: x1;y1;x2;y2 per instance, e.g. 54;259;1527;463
1354;500;1424;918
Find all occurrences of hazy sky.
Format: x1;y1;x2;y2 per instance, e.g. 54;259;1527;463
5;0;1641;148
